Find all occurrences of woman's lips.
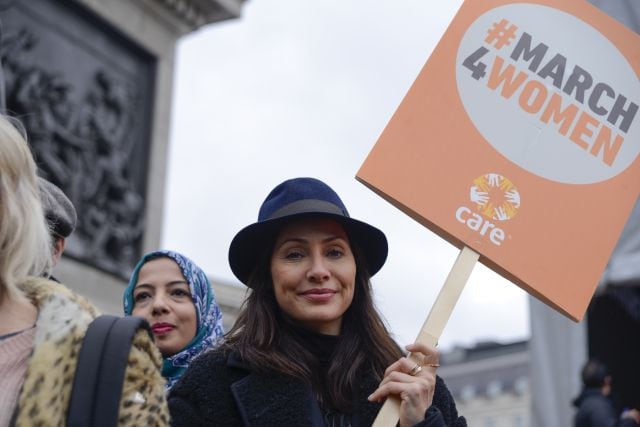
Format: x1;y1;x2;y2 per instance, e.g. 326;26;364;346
300;288;336;302
151;323;175;335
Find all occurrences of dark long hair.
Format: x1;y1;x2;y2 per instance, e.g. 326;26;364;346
222;229;402;412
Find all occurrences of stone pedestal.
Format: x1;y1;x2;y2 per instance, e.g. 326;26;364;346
0;0;245;315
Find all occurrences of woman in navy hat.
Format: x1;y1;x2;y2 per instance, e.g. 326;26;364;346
168;177;465;426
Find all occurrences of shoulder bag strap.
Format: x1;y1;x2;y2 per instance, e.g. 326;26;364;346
67;315;151;427
92;316;150;427
67;315;118;427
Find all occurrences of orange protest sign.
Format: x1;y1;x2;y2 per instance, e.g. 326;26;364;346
357;0;640;322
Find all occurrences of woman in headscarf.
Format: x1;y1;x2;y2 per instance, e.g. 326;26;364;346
124;250;224;389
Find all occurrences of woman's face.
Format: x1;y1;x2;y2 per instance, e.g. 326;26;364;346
270;218;356;336
132;257;197;357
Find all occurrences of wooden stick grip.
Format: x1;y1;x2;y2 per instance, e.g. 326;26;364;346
372;246;479;427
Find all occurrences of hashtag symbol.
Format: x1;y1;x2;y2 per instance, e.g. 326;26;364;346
485;19;518;50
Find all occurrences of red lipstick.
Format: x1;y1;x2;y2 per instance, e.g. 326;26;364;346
151;323;175;335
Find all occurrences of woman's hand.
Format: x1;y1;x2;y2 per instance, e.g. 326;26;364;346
368;342;440;427
621;408;640;424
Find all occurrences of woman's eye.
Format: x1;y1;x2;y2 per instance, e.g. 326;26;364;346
327;248;344;258
171;289;191;298
134;292;150;302
284;250;304;260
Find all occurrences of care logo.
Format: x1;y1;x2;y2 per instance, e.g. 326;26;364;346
456;4;640;184
470;173;520;221
456;173;520;246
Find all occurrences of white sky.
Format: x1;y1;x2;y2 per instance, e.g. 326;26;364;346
163;0;531;351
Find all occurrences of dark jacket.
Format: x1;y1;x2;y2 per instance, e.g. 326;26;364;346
168;350;466;426
573;388;636;427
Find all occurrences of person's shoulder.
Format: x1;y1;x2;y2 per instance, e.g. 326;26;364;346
577;389;612;409
191;346;232;368
434;375;452;398
169;346;243;410
433;375;467;426
19;276;100;318
19;277;99;349
168;347;246;426
120;329;170;426
174;347;238;387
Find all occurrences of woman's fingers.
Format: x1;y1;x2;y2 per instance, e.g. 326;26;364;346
380;342;440;381
369;370;434;399
405;342;440;367
368;342;440;426
368;368;436;426
383;355;424;378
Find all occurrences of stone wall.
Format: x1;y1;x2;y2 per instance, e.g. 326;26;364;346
0;0;245;315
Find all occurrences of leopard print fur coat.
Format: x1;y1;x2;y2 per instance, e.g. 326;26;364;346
12;277;169;426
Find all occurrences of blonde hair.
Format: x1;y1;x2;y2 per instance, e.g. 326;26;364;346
0;115;52;302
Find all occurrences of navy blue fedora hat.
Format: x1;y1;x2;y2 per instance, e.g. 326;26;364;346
228;177;388;286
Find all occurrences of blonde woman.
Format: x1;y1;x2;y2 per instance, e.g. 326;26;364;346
0;115;169;426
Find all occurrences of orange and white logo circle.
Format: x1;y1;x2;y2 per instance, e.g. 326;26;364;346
470;173;521;221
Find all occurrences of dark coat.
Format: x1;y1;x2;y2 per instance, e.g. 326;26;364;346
573;388;636;427
168;350;466;427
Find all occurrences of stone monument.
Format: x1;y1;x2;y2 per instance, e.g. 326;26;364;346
0;0;246;314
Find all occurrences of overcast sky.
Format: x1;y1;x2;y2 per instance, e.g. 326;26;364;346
163;0;531;351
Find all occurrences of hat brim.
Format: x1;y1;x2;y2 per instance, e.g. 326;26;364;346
228;212;388;286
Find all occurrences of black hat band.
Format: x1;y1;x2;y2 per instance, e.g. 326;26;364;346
269;199;348;220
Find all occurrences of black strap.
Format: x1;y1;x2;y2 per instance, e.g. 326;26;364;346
67;315;151;427
67;315;116;427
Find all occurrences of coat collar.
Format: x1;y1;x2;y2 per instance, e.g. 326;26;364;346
225;351;383;427
227;354;319;426
18;277;98;346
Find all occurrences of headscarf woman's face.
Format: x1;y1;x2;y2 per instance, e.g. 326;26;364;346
132;257;197;357
270;218;356;336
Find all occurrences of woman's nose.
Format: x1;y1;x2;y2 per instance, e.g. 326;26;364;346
151;295;170;315
306;255;330;283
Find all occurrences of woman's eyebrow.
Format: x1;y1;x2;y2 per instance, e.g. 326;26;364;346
278;237;306;245
135;280;189;290
322;235;346;244
166;280;189;287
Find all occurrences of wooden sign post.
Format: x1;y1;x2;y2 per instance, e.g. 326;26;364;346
373;246;479;427
357;0;640;424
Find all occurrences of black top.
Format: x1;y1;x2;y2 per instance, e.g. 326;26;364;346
289;326;353;425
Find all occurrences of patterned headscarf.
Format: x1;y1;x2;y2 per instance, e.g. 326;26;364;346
123;250;224;389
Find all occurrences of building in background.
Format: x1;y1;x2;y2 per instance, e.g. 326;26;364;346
528;2;640;426
440;340;530;427
210;276;246;331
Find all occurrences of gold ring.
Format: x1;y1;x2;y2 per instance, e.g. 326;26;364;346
408;364;422;376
